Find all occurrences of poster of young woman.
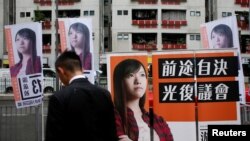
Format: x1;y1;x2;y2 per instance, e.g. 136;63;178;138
107;52;174;141
200;16;245;104
5;22;43;109
58;18;95;83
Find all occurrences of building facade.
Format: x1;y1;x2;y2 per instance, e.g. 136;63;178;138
109;0;250;90
0;0;250;71
111;0;250;53
112;0;205;53
1;0;103;69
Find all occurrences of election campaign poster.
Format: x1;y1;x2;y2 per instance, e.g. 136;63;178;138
152;50;197;141
200;16;245;104
5;23;43;108
152;49;241;141
107;52;155;140
58;18;95;83
195;49;241;141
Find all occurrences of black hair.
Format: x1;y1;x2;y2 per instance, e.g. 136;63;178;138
55;50;82;73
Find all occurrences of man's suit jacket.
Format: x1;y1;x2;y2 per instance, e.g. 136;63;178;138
45;78;117;141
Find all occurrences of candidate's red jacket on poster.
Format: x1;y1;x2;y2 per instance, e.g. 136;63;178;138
10;56;41;77
115;108;174;141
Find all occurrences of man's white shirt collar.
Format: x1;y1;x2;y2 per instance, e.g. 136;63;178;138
69;75;86;84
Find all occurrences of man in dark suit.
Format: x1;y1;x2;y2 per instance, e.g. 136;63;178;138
45;51;117;141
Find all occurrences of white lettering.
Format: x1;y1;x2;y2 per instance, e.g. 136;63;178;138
212;129;247;137
212;129;218;136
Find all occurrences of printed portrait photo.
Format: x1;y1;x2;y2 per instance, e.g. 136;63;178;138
4;22;43;108
5;23;43;78
200;16;240;49
107;53;174;141
58;18;93;70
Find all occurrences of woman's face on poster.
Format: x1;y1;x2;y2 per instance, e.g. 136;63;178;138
124;66;147;100
211;31;229;48
15;34;31;54
68;27;85;49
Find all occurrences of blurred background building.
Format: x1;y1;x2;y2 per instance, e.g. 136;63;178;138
0;0;250;71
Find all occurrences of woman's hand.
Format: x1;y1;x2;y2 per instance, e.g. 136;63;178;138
118;135;133;141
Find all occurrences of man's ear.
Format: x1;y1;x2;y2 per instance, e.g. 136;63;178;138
57;67;65;75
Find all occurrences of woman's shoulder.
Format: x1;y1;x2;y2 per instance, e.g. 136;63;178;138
10;62;21;71
10;63;21;77
154;114;166;123
35;56;41;60
141;109;164;121
33;56;41;64
143;109;166;123
86;52;92;57
10;64;18;70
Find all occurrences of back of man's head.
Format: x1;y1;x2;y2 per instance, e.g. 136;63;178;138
55;50;82;73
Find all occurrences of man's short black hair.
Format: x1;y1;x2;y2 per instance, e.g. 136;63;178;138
55;50;82;72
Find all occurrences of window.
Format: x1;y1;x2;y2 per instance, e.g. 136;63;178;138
222;12;227;17
190;11;200;17
90;10;95;16
196;35;200;40
83;11;89;16
190;11;195;16
20;12;25;18
104;15;109;27
117;33;129;40
92;32;95;40
104;0;109;5
123;10;128;15
190;35;195;40
123;34;129;40
190;34;200;40
162;10;186;20
222;12;232;17
26;12;30;17
117;10;122;15
117;34;123;40
196;11;201;16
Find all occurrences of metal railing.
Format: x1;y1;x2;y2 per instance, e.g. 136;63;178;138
0;78;56;94
0;102;249;141
0;78;12;94
0;105;42;141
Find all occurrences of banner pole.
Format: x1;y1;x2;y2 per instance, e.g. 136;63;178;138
55;0;59;91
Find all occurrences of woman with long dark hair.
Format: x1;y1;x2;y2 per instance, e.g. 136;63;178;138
113;59;173;141
211;24;234;48
10;28;41;77
68;22;92;70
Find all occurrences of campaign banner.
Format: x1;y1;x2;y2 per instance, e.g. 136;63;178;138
200;16;245;104
58;18;95;83
196;50;241;141
5;23;43;109
152;50;197;141
107;53;162;140
152;49;241;141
